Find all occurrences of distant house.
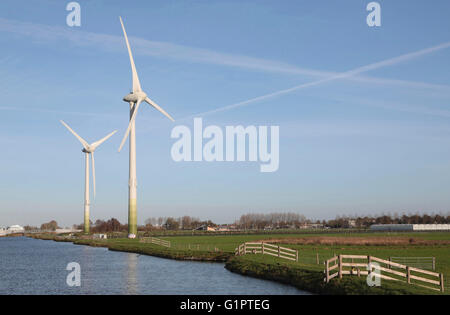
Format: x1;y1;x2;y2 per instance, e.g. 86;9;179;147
195;225;215;232
7;225;24;232
93;234;108;239
216;225;230;232
370;224;450;231
300;223;324;229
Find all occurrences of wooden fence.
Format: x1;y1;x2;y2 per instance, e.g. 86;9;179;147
171;243;221;252
389;257;436;271
139;237;171;248
235;242;298;262
324;254;445;293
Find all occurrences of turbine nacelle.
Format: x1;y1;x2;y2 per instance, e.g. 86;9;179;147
82;147;93;154
123;91;147;103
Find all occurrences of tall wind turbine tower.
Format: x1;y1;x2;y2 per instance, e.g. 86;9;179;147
118;17;174;238
60;120;117;233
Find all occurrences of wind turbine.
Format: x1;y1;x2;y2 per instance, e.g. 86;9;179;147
60;120;117;234
117;17;174;238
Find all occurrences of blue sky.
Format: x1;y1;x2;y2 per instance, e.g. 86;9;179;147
1;0;450;227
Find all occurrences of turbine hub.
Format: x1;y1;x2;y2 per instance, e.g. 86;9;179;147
123;91;147;103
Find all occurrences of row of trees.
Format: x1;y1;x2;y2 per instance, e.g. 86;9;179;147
72;219;128;233
91;219;128;233
40;220;59;231
236;212;308;229
69;216;220;233
24;225;38;231
326;213;450;229
145;216;217;230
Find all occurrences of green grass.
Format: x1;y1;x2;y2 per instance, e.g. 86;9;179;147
225;255;435;295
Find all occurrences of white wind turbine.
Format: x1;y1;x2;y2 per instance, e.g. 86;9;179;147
117;17;174;238
60;120;117;234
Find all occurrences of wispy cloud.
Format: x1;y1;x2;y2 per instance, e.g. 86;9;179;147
189;41;450;118
0;17;448;94
0;105;120;119
281;119;450;143
338;97;450;119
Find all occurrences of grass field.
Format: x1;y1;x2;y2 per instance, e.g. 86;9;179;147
159;231;450;293
32;230;450;295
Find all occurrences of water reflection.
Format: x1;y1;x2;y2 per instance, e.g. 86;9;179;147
80;245;93;292
125;253;138;295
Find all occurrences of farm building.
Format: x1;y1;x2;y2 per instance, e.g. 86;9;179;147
370;224;450;231
195;225;216;231
7;225;25;232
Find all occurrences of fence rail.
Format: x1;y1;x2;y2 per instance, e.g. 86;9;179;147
324;254;445;293
389;257;436;271
235;242;298;262
139;237;171;248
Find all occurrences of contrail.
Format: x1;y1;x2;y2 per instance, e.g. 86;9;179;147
0;18;448;92
186;41;450;119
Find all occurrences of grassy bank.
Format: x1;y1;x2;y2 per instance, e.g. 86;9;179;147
103;239;230;262
225;255;431;295
29;235;231;262
28;231;450;295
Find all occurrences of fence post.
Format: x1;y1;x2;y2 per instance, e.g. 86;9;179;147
278;245;280;257
326;259;330;283
316;253;319;265
440;274;445;293
433;257;436;271
244;243;247;255
406;267;411;284
296;249;298;262
262;243;265;255
389;257;392;269
338;255;342;279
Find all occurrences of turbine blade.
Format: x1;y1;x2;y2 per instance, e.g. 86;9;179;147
119;16;142;92
145;97;174;122
118;100;142;152
91;130;117;149
91;152;96;198
60;120;89;150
